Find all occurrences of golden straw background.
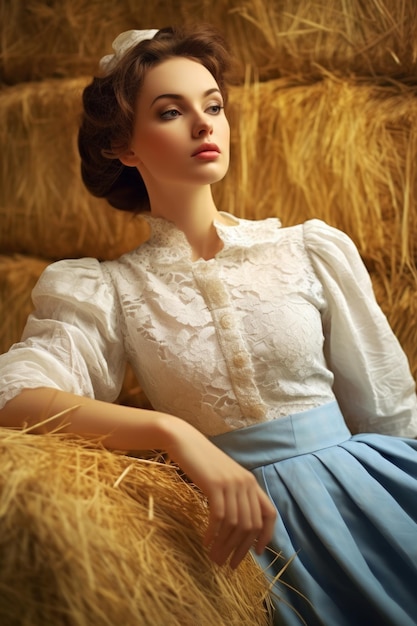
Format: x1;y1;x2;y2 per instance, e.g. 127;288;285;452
0;0;417;623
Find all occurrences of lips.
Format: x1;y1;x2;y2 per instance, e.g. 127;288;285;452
192;143;220;157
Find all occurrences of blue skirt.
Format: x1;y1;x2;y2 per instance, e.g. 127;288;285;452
211;402;417;626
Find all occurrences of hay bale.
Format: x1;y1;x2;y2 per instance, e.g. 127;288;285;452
231;0;417;80
0;0;265;84
0;0;185;84
0;428;273;626
0;79;149;261
2;0;417;84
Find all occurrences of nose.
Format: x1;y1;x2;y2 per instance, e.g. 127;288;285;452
192;113;213;138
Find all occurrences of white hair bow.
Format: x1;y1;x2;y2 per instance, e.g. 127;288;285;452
99;29;159;73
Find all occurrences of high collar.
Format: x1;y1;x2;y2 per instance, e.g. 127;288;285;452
140;211;282;264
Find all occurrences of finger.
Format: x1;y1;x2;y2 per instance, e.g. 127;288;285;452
230;531;260;569
204;486;239;559
225;486;277;567
254;496;277;555
209;485;260;568
227;486;265;568
203;489;226;547
207;492;239;565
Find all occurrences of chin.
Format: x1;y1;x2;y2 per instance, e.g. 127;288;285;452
195;166;230;185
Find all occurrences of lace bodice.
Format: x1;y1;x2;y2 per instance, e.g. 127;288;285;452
1;215;416;437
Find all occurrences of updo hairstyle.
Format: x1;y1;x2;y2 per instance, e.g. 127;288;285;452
78;25;231;212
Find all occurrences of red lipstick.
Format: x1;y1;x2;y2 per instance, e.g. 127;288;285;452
192;143;220;160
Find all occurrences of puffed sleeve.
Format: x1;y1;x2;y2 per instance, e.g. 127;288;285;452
304;219;417;437
0;258;126;409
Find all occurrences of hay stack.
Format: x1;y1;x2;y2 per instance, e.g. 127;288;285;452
0;79;149;261
2;0;417;84
0;427;273;626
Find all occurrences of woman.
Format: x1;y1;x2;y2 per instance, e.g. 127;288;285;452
0;25;416;626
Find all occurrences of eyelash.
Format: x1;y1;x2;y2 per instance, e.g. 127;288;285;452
160;104;224;120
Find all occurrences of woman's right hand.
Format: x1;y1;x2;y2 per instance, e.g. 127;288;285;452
162;416;277;569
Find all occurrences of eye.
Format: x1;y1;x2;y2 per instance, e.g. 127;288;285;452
160;109;181;120
207;104;224;115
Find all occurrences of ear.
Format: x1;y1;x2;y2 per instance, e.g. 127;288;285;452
118;149;142;167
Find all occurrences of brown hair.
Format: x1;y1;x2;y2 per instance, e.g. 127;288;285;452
78;25;231;212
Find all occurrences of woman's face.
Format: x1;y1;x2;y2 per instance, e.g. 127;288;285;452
125;57;230;190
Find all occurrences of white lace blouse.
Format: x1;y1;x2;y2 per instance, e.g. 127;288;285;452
1;215;416;437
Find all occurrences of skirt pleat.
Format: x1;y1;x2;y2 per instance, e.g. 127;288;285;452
211;402;417;626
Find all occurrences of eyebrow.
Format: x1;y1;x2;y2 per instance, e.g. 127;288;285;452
150;88;222;107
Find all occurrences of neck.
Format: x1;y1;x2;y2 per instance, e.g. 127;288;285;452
148;184;225;260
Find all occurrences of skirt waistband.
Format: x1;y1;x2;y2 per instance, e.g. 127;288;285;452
210;401;352;470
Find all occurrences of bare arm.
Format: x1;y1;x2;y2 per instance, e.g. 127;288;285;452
0;386;179;450
0;387;276;568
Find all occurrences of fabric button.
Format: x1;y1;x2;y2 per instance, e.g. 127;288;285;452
233;352;248;368
220;314;233;329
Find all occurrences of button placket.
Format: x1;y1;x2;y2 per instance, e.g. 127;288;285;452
192;262;266;421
